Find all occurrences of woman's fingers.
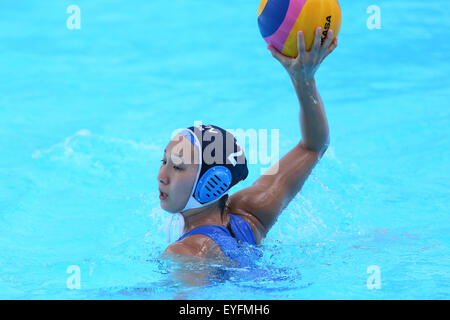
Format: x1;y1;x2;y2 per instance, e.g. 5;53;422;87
296;31;306;59
267;45;291;66
323;30;334;50
311;27;322;55
322;36;338;61
267;28;338;80
320;30;334;59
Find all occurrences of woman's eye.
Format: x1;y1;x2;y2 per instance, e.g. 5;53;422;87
161;159;182;171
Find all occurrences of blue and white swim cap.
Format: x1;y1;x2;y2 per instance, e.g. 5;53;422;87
177;124;248;212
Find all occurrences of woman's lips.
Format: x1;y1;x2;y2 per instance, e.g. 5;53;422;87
159;190;168;200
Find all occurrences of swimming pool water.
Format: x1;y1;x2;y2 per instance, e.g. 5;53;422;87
0;0;449;299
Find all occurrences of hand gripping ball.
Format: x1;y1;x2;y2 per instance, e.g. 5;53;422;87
258;0;341;57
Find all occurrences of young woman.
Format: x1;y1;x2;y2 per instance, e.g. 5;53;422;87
158;28;337;265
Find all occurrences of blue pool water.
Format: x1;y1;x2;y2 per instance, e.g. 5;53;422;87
0;0;449;299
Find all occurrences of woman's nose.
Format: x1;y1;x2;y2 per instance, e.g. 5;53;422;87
157;168;169;185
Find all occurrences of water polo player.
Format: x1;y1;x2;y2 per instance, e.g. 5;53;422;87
158;28;337;265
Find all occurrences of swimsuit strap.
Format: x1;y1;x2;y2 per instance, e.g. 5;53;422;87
228;213;257;245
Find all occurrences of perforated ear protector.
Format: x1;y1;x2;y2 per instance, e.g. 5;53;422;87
194;166;232;203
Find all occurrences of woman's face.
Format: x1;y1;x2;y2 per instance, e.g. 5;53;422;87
157;134;199;213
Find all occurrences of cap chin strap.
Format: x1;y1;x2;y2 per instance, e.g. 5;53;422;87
165;190;230;244
182;189;230;212
165;128;202;244
165;212;185;244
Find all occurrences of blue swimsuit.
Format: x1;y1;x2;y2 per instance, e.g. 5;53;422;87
176;214;260;267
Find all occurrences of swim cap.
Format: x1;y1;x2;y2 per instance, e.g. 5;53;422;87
176;124;248;212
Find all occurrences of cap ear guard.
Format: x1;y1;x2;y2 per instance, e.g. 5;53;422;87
194;166;232;203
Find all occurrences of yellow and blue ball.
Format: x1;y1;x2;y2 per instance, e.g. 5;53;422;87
258;0;341;57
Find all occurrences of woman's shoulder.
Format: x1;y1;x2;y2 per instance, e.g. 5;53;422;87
165;233;227;260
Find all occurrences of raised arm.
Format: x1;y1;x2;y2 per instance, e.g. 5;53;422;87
228;28;338;236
